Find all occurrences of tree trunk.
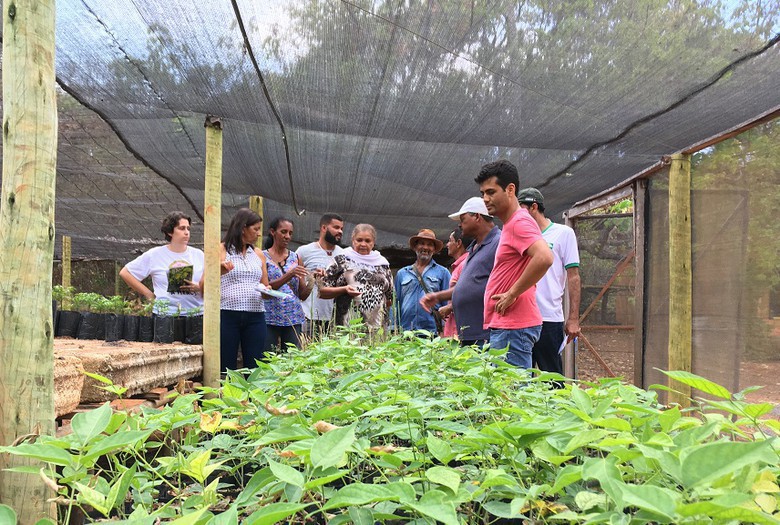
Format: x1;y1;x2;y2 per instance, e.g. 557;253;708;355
0;0;58;521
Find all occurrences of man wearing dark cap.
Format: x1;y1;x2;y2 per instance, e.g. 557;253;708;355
394;229;451;334
519;188;581;375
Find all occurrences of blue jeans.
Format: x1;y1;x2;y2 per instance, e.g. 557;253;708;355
489;325;542;369
221;310;266;372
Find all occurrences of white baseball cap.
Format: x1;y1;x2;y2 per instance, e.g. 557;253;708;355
448;197;492;221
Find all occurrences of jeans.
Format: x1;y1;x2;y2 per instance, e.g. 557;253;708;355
460;339;487;349
221;310;266;372
265;324;302;354
489;325;542;369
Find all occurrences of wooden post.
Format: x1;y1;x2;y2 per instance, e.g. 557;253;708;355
668;154;692;407
562;213;575;379
633;180;646;388
0;0;58;520
62;235;72;309
203;116;223;388
249;195;264;221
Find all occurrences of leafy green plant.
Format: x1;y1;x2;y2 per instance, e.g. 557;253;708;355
153;298;172;317
185;306;203;317
104;295;129;315
2;332;778;522
52;285;76;310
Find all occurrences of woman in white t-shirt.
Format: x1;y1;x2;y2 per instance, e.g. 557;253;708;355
120;211;204;315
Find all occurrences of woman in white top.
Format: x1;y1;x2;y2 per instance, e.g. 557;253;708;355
213;208;271;372
120;211;204;315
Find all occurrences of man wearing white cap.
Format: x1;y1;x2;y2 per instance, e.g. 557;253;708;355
420;197;500;346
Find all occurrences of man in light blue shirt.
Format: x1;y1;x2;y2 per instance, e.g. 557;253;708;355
394;229;451;334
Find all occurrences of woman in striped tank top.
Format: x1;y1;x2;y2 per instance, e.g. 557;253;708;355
218;208;270;372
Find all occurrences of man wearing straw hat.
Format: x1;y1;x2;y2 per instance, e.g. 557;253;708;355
394;229;451;334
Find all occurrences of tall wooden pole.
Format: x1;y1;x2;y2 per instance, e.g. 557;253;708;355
249;195;264;221
0;0;57;520
668;154;692;407
62;235;72;309
203;116;223;388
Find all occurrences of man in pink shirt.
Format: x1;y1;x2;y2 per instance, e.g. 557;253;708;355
476;160;553;368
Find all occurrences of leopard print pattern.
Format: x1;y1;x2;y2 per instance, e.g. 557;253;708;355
324;255;392;330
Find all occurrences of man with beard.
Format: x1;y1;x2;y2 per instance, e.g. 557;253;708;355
394;229;451;334
419;197;500;347
476;160;553;368
297;213;344;337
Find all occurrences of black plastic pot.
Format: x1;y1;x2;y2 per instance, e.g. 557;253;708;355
57;311;81;338
104;314;125;342
153;316;175;344
78;312;105;340
185;316;203;345
173;316;186;343
123;315;140;342
138;316;154;342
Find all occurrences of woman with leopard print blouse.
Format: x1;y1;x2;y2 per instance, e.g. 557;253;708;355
319;224;393;331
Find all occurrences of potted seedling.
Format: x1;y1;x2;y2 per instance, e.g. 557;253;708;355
153;298;174;344
137;300;155;342
53;285;80;338
184;305;203;345
74;292;104;340
122;299;141;342
104;295;128;342
173;304;187;343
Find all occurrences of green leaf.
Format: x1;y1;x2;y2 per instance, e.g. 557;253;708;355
322;483;397;510
426;433;453;464
310;425;356;469
407;490;459;525
550;464;583;494
425;466;460;494
0;504;16;525
267;459;305;488
570;385;593;414
168;507;209;525
386;481;416;504
234;468;274;508
660;370;731;399
744;402;774;419
71;402;112;446
680;440;777;488
243;503;308;525
254;425;313;446
348;506;374;525
575;491;607;511
678;501;778;525
85;430;154;459
108;464;137;510
564;429;609;454
303;468;349;489
0;444;73;467
658;406;681;432
34;520;56;525
207;506;238;525
619;484;679;522
75;481;110;517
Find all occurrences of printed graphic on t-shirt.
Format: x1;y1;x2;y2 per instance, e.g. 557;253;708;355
167;261;193;294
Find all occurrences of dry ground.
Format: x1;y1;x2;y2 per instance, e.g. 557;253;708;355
574;328;780;408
